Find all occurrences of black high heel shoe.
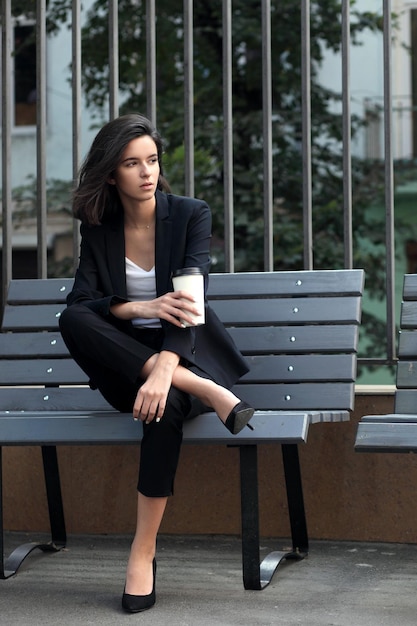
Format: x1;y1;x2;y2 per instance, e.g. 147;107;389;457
122;558;156;613
224;401;254;435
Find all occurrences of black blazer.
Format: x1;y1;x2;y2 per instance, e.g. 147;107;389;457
67;190;249;389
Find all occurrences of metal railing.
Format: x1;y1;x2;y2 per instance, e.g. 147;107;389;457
0;0;402;369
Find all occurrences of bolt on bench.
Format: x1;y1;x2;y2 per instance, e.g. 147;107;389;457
0;269;364;588
355;273;417;453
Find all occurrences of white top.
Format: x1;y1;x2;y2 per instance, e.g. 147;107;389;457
125;258;161;328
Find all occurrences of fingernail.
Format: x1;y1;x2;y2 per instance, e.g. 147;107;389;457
156;417;161;423
133;417;138;422
180;323;186;328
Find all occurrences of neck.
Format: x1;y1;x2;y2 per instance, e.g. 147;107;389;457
123;199;156;230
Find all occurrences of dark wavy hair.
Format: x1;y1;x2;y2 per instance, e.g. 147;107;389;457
73;113;170;225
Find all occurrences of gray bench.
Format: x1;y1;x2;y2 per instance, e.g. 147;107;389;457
355;274;417;453
0;269;364;588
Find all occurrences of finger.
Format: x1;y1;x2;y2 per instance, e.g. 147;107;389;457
155;402;166;423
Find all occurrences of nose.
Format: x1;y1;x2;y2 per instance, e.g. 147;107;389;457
140;163;151;177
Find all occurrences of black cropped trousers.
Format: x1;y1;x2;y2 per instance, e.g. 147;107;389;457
59;304;194;498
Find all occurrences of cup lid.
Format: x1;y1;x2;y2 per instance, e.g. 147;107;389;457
173;267;204;277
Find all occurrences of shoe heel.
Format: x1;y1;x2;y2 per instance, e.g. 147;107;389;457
224;401;254;435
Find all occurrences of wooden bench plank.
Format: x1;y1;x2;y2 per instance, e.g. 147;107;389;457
0;411;309;446
0;353;357;386
402;273;417;301
6;269;365;303
228;325;360;354
398;330;417;358
0;332;68;357
210;296;362;326
355;421;417;452
395;389;417;413
2;296;362;331
0;326;360;357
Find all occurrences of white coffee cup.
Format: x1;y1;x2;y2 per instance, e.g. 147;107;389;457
172;267;205;326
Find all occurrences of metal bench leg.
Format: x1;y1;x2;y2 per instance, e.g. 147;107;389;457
41;445;67;548
0;445;66;580
239;445;262;590
281;443;309;557
239;444;305;590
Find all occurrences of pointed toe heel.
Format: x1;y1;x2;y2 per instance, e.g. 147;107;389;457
224;401;254;435
122;559;156;614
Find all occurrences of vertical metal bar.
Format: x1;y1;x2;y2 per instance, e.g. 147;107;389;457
301;0;313;269
341;0;353;269
146;0;157;125
262;0;273;271
72;0;82;267
109;0;119;120
36;0;48;278
184;0;194;197
223;0;234;272
1;0;13;302
383;0;396;361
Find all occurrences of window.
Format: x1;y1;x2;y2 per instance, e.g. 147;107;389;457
13;23;37;126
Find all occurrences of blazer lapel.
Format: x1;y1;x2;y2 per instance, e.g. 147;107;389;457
155;191;173;296
106;215;128;297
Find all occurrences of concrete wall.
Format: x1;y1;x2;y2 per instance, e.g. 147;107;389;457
4;391;416;544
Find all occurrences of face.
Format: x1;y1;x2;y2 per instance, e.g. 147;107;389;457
109;135;160;205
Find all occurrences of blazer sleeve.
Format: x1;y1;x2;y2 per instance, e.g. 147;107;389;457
66;223;127;316
158;197;212;359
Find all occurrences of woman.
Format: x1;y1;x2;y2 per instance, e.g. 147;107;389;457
59;113;254;613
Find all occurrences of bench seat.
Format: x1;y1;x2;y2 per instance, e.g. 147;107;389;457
0;269;364;588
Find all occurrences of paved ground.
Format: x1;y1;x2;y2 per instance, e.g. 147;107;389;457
1;532;417;625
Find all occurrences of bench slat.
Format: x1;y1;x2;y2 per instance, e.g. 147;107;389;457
0;411;310;446
355;421;417;452
0;359;86;385
400;301;417;328
228;325;359;354
211;296;362;326
0;382;354;412
402;274;417;301
207;270;364;298
2;296;362;332
398;330;417;358
0;332;68;357
394;389;417;413
0;387;112;411
235;382;354;411
0;353;357;386
243;354;356;382
0;325;360;357
396;361;417;388
6;269;365;304
2;304;66;331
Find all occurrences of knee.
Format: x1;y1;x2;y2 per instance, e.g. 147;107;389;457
59;304;95;339
164;387;191;425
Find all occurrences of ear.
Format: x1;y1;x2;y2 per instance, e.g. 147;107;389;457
107;176;116;185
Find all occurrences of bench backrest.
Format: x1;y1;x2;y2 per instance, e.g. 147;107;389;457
0;269;364;415
394;274;417;413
